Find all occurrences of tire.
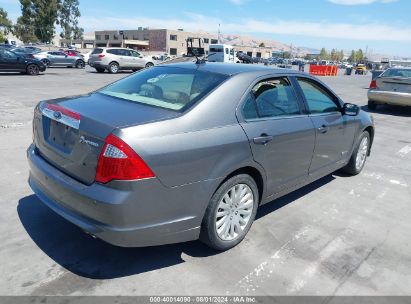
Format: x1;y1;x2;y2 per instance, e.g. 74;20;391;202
75;60;85;69
145;62;154;69
26;64;39;76
342;131;370;176
41;59;50;67
108;62;119;74
200;174;259;251
368;100;377;110
95;67;105;73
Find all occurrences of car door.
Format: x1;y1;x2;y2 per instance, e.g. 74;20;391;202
0;50;24;71
294;77;357;178
130;50;146;68
239;76;316;196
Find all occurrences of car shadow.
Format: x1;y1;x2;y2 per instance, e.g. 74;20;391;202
0;73;45;76
361;105;411;117
18;174;335;280
256;174;335;219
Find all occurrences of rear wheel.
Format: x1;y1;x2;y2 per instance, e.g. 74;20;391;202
108;62;119;74
26;64;39;76
145;62;154;69
342;131;370;175
95;67;105;73
200;174;259;251
368;100;377;110
75;60;85;69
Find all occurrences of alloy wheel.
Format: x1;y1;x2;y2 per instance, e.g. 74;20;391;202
356;137;368;170
215;184;254;241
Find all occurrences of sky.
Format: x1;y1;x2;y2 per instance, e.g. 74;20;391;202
1;0;410;57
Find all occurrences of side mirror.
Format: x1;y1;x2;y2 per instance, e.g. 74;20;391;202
343;103;360;116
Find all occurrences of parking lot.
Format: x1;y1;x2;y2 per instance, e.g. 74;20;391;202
0;66;410;296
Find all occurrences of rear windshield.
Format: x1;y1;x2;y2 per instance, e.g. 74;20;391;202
91;48;103;55
99;66;229;111
381;69;411;78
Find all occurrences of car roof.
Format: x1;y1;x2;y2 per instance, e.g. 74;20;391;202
157;62;298;76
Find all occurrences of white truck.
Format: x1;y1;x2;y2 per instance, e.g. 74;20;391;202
207;44;240;63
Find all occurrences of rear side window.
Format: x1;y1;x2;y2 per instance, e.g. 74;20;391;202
297;78;340;114
243;77;301;120
91;48;103;55
107;49;119;55
381;69;411;78
99;66;229;111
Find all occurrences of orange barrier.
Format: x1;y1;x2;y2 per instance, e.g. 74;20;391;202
309;65;338;76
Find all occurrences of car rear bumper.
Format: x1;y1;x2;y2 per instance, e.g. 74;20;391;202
368;90;411;106
27;144;215;247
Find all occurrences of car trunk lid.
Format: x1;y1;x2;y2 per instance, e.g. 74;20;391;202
34;93;179;185
377;76;411;93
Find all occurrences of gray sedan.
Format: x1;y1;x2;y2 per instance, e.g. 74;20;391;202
34;51;85;68
27;63;374;251
368;67;411;109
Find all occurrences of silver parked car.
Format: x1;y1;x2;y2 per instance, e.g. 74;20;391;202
27;63;374;251
88;47;155;73
368;67;411;110
34;51;85;68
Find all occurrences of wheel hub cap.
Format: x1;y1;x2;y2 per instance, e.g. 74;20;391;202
215;184;254;241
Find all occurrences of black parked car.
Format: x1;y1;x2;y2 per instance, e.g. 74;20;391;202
237;52;253;64
0;49;46;75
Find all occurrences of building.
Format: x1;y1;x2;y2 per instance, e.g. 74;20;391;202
94;28;219;55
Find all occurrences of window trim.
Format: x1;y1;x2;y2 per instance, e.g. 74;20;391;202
239;75;306;122
293;76;343;116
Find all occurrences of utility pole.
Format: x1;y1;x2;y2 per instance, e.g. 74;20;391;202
218;23;221;44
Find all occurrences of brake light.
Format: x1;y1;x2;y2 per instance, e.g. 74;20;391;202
95;134;155;183
370;80;377;89
98;54;105;58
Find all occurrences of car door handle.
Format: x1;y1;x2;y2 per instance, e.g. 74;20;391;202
253;134;274;145
317;125;330;134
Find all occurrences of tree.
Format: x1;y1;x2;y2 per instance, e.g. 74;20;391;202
356;49;364;63
259;42;265;48
348;50;356;63
57;0;83;41
319;47;329;60
17;0;59;43
14;16;37;43
0;7;13;42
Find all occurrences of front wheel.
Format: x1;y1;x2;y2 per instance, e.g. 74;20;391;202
342;131;370;175
145;62;154;69
200;174;259;251
41;59;50;67
26;64;39;76
108;62;119;74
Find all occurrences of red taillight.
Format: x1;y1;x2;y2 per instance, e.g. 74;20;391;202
98;54;105;58
95;134;155;184
370;80;377;89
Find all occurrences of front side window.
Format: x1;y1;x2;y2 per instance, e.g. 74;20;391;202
243;77;301;119
131;51;140;57
99;66;229;111
297;78;340;114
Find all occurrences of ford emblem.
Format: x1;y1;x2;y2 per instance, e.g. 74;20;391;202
53;111;62;119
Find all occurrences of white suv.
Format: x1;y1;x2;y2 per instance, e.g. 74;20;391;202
89;47;155;73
